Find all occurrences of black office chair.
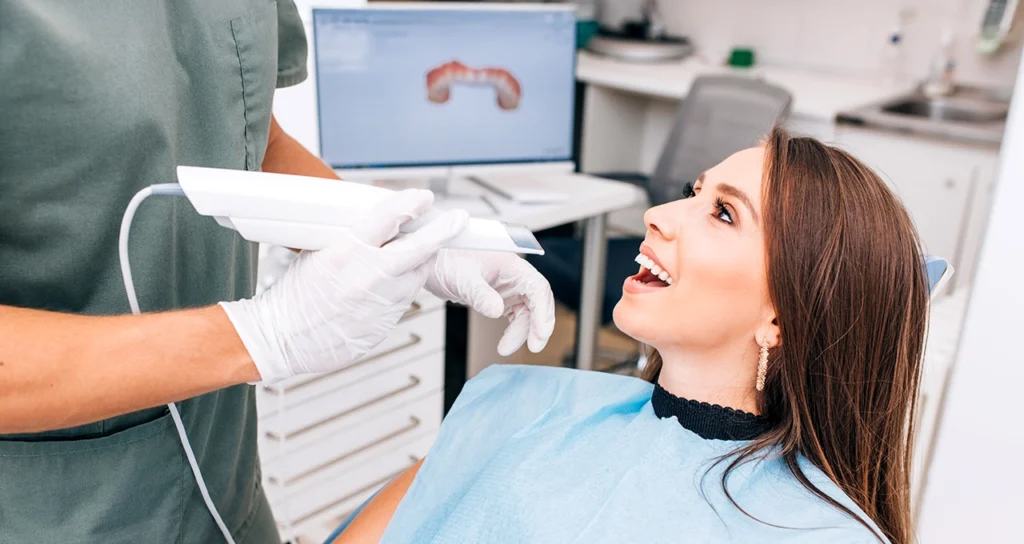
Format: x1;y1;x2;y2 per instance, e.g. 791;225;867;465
528;75;793;371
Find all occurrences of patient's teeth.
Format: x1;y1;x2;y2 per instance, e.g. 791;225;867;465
635;254;644;264
651;264;662;276
666;277;673;285
658;271;668;282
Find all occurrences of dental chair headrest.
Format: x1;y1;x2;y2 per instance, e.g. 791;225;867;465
925;255;953;300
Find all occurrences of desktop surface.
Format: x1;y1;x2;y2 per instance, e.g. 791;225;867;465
313;5;577;170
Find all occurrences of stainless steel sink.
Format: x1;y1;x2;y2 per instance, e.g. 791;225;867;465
881;98;1008;123
837;84;1012;146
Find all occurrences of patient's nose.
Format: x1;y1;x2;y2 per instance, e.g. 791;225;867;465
644;202;678;241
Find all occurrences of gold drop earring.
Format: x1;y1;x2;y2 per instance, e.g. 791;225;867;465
756;338;769;392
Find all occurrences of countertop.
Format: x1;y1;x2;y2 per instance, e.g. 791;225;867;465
575;51;916;122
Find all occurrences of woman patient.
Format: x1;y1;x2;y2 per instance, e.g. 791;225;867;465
334;127;928;543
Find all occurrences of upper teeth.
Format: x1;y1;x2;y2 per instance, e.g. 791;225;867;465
634;253;673;285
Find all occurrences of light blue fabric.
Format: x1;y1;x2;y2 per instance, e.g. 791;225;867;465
381;364;886;543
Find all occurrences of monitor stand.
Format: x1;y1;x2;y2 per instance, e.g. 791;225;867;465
424;172;505;217
427;174;453;197
428;172;483;203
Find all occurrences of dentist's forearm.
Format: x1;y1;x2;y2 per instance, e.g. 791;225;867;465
0;304;259;434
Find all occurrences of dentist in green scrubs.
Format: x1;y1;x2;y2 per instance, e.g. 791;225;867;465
0;1;555;542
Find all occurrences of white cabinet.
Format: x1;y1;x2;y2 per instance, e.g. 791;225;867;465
909;289;970;515
255;287;448;543
833;126;1000;287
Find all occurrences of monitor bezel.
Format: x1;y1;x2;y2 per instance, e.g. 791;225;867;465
311;2;579;172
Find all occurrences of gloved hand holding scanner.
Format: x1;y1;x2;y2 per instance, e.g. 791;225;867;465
166;165;555;383
220;186;556;383
224;188;467;382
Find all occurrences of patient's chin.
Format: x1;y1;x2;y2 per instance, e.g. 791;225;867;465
611;301;648;345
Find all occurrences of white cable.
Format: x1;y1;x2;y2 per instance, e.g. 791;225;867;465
119;184;238;544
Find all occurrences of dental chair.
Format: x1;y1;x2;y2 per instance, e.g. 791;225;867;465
528;75;793;372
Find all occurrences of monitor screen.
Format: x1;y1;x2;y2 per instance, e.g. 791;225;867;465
313;6;577;169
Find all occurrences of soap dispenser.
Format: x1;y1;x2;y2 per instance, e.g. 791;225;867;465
978;0;1019;54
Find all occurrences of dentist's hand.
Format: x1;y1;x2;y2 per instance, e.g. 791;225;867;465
425;250;555;356
221;189;469;383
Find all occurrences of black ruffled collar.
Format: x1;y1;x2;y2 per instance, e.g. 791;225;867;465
652;384;773;441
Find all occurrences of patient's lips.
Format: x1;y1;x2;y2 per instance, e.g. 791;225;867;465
624;249;672;294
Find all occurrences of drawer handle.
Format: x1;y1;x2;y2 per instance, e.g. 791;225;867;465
295;456;421;527
263;333;422;395
269;416;422;487
266;375;423;441
401;300;423;320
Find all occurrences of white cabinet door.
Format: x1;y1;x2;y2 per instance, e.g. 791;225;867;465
950;151;1001;289
834;127;985;267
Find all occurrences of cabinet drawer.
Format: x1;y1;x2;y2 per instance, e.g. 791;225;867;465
266;425;438;535
258;350;444;443
257;307;445;415
260;389;442;483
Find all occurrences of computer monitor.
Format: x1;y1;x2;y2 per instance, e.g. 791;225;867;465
312;3;577;174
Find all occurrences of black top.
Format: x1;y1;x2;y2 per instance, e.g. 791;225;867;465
652;384;773;441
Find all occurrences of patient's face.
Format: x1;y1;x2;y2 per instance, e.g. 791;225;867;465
613;146;772;358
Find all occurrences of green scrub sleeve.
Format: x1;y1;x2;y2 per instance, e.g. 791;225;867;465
276;0;308;88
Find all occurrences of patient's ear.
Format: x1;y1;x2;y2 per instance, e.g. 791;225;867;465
756;315;781;350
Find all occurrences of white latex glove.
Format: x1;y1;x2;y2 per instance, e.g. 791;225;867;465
221;189;469;383
425;250;556;356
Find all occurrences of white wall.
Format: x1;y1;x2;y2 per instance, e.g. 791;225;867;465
658;0;1023;88
916;53;1024;542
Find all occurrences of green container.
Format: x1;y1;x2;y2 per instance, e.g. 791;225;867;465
727;47;756;68
576;20;600;50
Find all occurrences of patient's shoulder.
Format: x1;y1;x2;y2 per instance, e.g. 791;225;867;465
747;456;890;543
446;364;653;426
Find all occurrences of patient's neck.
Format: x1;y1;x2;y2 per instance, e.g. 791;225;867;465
655;348;759;415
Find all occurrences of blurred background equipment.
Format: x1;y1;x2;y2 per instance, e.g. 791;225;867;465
977;0;1019;53
583;0;693;62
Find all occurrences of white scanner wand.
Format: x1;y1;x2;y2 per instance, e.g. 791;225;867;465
174;166;544;254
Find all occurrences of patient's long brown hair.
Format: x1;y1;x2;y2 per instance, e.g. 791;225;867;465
641;127;929;544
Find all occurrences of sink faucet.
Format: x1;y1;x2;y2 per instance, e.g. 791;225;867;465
924;31;957;97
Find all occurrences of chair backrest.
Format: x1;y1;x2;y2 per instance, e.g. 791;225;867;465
647;75;793;207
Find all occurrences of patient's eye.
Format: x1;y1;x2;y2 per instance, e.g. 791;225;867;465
681;182;696;199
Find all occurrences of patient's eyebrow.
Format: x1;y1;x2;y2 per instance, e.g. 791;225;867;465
717;183;760;224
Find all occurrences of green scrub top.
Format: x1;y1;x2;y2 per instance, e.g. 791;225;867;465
0;1;308;542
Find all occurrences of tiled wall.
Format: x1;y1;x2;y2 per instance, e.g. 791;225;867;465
655;0;1022;88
